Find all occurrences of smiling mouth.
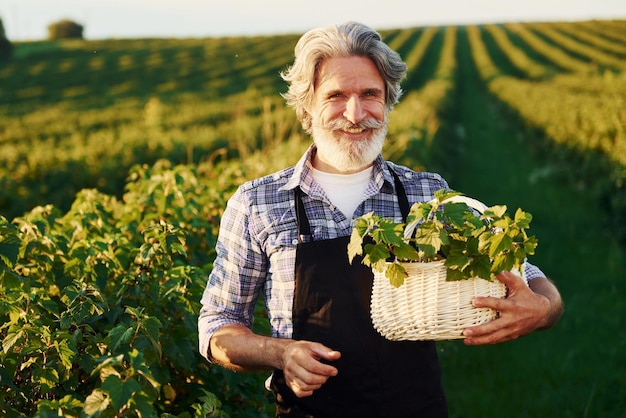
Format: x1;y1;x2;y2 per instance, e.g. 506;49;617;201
342;127;366;134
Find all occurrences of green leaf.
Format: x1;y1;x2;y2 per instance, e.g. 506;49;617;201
108;324;135;352
393;242;420;261
141;316;162;342
370;220;404;246
347;228;364;264
84;389;110;415
414;222;444;259
446;267;467;281
129;391;156;417
514;208;533;228
386;262;408;287
125;306;145;318
33;366;59;393
94;261;109;291
54;338;76;371
521;234;538;252
492;253;515;274
170;241;187;257
469;256;493;281
485;205;507;218
443;202;469;227
197;389;224;416
488;233;513;258
444;252;470;271
0;234;20;268
362;243;391;266
102;374;141;411
2;329;24;354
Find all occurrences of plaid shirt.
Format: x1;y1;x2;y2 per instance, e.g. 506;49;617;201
198;145;545;359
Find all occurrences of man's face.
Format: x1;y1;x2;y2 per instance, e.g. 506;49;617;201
308;55;388;174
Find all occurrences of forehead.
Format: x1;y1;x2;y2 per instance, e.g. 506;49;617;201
314;56;384;92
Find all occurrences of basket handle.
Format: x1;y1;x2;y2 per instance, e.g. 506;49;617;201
403;195;488;240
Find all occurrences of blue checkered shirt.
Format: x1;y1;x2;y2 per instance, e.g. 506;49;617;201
198;145;545;359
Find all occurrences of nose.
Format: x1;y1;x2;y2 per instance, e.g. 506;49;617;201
343;95;366;124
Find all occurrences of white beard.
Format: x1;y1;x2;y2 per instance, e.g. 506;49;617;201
312;119;388;172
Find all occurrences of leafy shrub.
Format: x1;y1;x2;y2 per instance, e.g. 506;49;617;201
47;19;84;40
0;18;12;59
0;160;274;417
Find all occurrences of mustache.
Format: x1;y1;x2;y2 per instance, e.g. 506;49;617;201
320;117;387;131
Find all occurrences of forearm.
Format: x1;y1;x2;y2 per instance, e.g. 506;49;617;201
528;277;564;330
209;323;291;372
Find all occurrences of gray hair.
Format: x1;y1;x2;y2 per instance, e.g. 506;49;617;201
281;22;407;133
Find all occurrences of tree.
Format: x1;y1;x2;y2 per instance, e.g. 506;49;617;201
47;19;84;40
0;17;13;59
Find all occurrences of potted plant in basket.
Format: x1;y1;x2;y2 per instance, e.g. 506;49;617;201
347;189;539;340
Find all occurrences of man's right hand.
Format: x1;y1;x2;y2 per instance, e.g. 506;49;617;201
209;324;340;397
281;341;341;398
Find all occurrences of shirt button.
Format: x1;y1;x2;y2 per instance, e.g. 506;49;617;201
329;205;336;211
404;172;412;179
292;239;298;245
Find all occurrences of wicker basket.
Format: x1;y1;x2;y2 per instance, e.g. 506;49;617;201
370;195;520;341
371;260;509;340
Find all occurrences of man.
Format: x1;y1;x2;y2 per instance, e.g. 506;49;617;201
198;22;563;417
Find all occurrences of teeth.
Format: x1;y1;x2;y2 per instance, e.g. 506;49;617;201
344;127;365;134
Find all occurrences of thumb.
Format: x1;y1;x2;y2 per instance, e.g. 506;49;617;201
313;346;341;362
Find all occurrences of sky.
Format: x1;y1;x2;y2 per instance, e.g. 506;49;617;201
1;0;626;42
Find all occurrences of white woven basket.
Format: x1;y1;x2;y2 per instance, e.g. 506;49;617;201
370;195;520;341
371;260;509;340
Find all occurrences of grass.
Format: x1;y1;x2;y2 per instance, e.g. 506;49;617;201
435;29;626;418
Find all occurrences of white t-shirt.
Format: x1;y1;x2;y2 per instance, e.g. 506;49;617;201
311;166;373;219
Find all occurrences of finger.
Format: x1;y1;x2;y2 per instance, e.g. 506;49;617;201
288;373;327;397
282;342;340;391
314;347;341;362
495;270;525;289
463;327;520;345
286;362;335;398
307;344;340;376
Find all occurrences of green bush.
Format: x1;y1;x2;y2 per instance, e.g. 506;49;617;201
47;19;84;40
0;18;12;59
0;160;274;417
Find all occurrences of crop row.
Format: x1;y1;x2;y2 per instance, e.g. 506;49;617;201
1;21;624;226
466;23;626;237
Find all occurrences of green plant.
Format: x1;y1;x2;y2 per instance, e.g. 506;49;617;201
0;162;259;417
348;189;538;287
0;18;13;59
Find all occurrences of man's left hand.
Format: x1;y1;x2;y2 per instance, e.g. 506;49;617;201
462;271;559;345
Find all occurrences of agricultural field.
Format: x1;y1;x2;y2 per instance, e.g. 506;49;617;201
1;20;625;417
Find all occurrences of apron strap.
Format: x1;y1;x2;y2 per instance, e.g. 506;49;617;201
390;169;410;222
294;187;311;243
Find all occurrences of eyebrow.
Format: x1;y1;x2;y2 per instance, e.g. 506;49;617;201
325;87;384;97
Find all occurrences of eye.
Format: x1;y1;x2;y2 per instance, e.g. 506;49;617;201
363;89;382;98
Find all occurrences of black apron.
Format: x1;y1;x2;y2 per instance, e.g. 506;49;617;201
271;173;448;418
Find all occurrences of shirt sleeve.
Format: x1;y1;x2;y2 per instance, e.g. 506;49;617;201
198;185;267;361
523;260;546;281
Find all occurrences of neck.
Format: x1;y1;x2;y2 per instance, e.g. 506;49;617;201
312;152;374;174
